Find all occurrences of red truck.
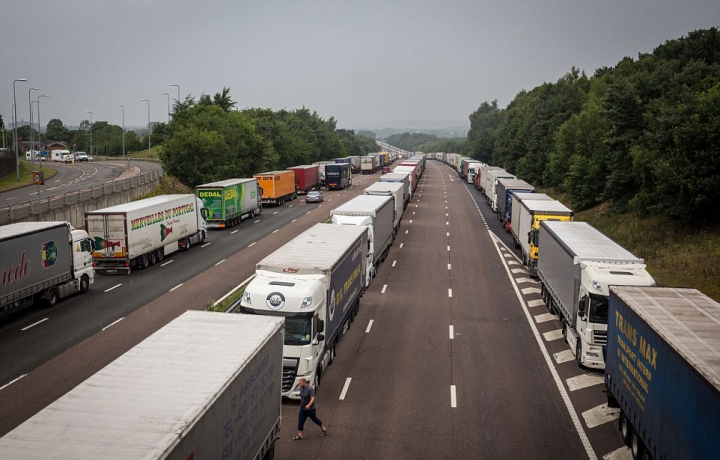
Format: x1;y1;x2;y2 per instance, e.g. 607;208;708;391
287;165;320;195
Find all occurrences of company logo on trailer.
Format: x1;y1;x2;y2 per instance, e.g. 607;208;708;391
41;241;58;268
266;292;285;310
1;251;31;287
329;288;336;321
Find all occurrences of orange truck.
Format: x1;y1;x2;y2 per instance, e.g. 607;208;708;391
253;170;297;206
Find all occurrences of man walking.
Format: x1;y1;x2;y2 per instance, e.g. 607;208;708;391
292;378;327;440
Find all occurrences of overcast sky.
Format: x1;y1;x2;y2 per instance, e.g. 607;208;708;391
2;0;718;131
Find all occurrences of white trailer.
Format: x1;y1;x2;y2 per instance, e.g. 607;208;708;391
332;195;395;283
379;172;412;207
538;222;655;370
85;194;208;274
364;181;404;232
0;311;284;460
484;169;516;211
509;193;554;245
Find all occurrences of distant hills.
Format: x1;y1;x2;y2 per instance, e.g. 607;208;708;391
350;119;469;139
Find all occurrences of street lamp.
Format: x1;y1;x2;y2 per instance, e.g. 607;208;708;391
28;88;39;166
170;84;180;104
161;92;170;123
86;111;94;157
35;95;49;169
13;78;27;181
118;105;125;163
142;99;151;158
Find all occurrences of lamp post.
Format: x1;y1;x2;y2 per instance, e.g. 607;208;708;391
28;88;39;168
118;105;126;164
161;92;170;123
35;95;49;168
142;99;151;158
86;111;94;157
13;78;27;181
170;84;180;104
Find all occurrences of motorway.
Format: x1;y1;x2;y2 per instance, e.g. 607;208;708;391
0;162;629;459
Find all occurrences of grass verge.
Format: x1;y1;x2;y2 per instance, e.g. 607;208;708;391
0;161;57;192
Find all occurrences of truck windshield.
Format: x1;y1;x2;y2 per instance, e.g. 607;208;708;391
589;294;608;324
285;317;312;346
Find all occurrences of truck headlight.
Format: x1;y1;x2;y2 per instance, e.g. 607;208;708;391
242;291;251;305
301;296;312;308
592;280;602;291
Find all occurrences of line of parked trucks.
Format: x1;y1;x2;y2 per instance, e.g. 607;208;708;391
434;151;720;460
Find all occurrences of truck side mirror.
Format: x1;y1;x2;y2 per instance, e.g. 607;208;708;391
317;334;325;342
578;296;587;318
317;319;324;333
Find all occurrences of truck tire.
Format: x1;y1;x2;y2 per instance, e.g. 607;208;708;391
156;249;164;263
80;275;90;294
45;288;59;308
620;412;632;445
328;344;335;365
149;251;157;266
140;254;150;269
576;342;586;369
630;430;644;460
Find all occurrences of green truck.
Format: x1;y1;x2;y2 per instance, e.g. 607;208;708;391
196;178;262;229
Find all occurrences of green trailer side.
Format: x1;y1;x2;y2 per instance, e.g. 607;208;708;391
196;178;262;229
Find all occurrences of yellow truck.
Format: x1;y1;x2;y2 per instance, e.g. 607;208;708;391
512;198;573;276
253;170;297;206
379;151;390;165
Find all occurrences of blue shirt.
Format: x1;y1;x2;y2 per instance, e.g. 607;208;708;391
299;385;315;409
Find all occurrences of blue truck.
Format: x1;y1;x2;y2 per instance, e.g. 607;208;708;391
606;286;720;460
325;162;352;190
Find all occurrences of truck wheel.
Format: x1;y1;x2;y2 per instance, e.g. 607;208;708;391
576;342;586;369
149;251;157;266
313;367;321;390
80;275;90;294
156;249;164;262
620;412;632;445
140;254;150;269
328;344;335;365
630;430;644;460
45;288;59;308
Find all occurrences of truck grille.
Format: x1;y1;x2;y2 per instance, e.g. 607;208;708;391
594;330;607;346
282;366;297;392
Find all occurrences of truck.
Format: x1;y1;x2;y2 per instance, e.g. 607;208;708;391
325;162;352;190
240;223;368;398
363;181;404;233
85;194;208;274
361;155;379;174
196;178;262;229
484;168;516;210
496;178;534;223
379;172;412;208
514;198;573;274
254;170;297;206
477;164;503;191
331;195;394;283
509;193;553;236
605;286;720;460
537;221;655;370
311;161;334;186
1;222;94;318
466;161;483;184
0;311;284;460
347;155;361;174
287;165;320;195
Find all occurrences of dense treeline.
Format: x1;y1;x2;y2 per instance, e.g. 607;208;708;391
385;132;467;155
464;28;720;223
161;89;378;187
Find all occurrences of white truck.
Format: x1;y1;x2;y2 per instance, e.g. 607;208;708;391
240;223;368;398
509;193;553;238
363;181;404;235
85;194;208;274
379;172;412;208
331;195;395;283
1;222;94;318
537;221;655;370
484;168;516;211
0;311;284;460
466;161;483;184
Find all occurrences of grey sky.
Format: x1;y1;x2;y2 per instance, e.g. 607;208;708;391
2;0;718;131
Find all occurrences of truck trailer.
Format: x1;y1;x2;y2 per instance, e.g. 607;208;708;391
361;155;379;174
287;165;320;195
254;170;297;206
325;162;352;190
484;169;516;211
379;172;412;208
1;222;94;318
331;195;394;283
606;286;720;460
196;178;262;229
496;178;534;223
364;181;404;233
0;311;284;460
85;194;208;274
512;197;573;274
240;223;368;398
538;221;655;370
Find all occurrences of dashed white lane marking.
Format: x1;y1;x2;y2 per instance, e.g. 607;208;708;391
318;204;323;207
450;385;457;408
248;242;256;247
582;403;620;429
447;246;450;251
231;230;239;234
448;264;451;270
409;220;412;224
445;213;448;217
392;260;396;267
400;243;404;248
292;218;297;223
273;211;279;215
511;268;526;274
215;259;225;266
365;320;374;333
413;212;415;215
169;284;183;292
405;230;409;234
105;284;122;292
161;260;174;267
381;284;387;294
527;299;546;308
306;211;311;214
54;179;61;183
272;229;279;234
339;378;352;400
567;373;605;392
201;242;211;248
254;220;261;223
554;349;575;364
446;222;449;225
534;313;559;323
503;252;513;258
522;287;541;295
101;317;125;331
449;325;454;340
544;329;564;341
603;447;632;460
516;277;537;284
21;318;49;331
448;288;453;297
507;260;520;266
446;232;449;237
0;374;27;391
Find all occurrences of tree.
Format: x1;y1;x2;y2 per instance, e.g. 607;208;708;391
357;130;376;140
45;118;71;143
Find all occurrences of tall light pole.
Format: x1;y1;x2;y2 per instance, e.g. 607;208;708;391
161;92;170;123
142;99;151;158
13;78;27;181
170;84;180;103
35;95;49;169
28;88;39;165
85;111;94;157
118;105;125;163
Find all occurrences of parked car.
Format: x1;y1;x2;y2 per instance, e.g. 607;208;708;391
62;153;75;163
382;166;391;174
75;152;89;161
306;190;324;203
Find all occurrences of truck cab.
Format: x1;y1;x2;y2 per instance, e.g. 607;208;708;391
71;229;95;290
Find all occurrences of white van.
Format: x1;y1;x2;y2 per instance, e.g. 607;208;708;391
51;149;70;162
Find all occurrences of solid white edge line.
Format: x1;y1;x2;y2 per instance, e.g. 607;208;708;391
201;242;211;248
339;377;352;400
392;260;396;267
450;385;457;408
381;284;387;294
169;283;183;292
365;319;374;333
0;374;27;391
449;325;454;340
448;288;452;297
215;259;226;266
248;242;256;247
272;229;279;233
102;317;125;331
105;283;122;292
231;230;239;234
21;318;49;331
160;260;174;267
214;274;257;306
